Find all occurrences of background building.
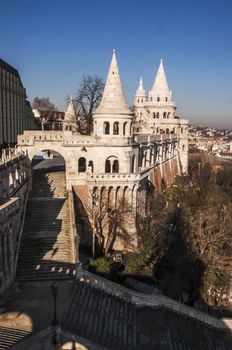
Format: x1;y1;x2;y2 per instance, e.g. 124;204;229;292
0;58;35;146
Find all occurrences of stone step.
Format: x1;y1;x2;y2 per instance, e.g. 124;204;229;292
0;327;30;349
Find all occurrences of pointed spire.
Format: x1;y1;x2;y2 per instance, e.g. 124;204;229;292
64;96;76;121
135;77;146;96
151;59;170;95
94;50;132;115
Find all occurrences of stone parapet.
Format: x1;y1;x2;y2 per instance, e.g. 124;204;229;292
76;267;227;330
0;198;19;223
134;134;178;144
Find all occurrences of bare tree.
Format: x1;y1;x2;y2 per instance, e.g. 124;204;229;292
90;196;133;257
75;75;104;134
32;97;56;111
32;97;57;130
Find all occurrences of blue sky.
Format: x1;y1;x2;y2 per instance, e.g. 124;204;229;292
1;0;231;128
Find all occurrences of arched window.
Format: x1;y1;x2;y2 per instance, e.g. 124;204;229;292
112;160;119;173
163;112;167;118
157;96;160;102
105;159;111;173
88;160;94;172
181;128;183;134
182;145;185;151
113;122;119;135
78;157;86;172
123;122;127;135
104;121;110;135
105;156;119;173
153;113;156;118
166;128;169;134
157;112;159;118
165;97;168;102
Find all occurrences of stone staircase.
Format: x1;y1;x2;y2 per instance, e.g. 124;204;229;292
63;279;137;350
63;279;232;350
16;168;75;281
0;327;30;349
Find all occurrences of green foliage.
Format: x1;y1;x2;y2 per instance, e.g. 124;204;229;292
89;257;110;276
124;252;149;275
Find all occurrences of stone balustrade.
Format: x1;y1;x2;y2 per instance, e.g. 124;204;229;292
87;172;140;183
0;198;19;223
134;134;178;144
76;267;227;330
0;148;23;165
18;130;64;145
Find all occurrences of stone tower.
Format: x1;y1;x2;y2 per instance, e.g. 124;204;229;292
93;50;134;143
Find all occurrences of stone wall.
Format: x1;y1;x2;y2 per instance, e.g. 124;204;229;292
0;152;30;295
76;267;227;330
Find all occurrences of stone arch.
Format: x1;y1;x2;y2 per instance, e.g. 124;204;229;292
100;186;107;202
108;186;114;206
123;186;129;203
166;128;170;134
115;186;121;206
103;121;110;135
105;156;119;173
78;157;86;172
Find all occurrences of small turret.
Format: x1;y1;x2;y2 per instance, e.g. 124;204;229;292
63;97;78;132
134;77;146;108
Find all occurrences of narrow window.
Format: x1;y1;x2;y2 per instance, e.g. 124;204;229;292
104;121;110;135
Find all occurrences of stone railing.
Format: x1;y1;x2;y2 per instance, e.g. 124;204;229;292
87;172;140;183
0;147;23;165
134;134;178;144
76;267;227;330
69;188;79;263
18;130;64;145
0;197;19;223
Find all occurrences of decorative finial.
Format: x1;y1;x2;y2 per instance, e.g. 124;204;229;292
113;49;116;53
161;58;163;63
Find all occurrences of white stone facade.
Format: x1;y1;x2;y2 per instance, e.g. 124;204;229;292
17;51;189;251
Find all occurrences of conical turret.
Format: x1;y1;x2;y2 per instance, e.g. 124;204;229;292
64;96;76;121
63;97;78;132
94;50;132;115
135;77;146;97
149;59;173;103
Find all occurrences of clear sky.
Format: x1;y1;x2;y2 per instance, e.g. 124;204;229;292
1;0;231;128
